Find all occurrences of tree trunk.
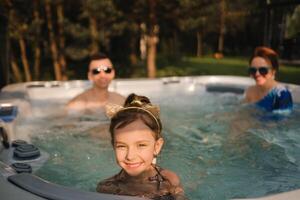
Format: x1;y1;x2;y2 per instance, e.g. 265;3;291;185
56;1;68;80
217;0;225;54
33;0;41;80
129;36;138;66
197;31;203;57
18;36;32;82
10;58;23;82
0;14;9;88
33;46;41;81
140;24;147;60
172;31;179;55
130;53;138;66
147;36;158;78
6;0;31;82
147;0;159;78
45;0;62;80
89;16;99;55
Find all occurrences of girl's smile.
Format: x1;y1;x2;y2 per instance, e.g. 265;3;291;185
113;119;163;176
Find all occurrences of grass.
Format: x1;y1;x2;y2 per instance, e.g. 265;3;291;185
156;56;300;85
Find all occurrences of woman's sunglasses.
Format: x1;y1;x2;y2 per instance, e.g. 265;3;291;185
91;66;113;75
248;66;270;76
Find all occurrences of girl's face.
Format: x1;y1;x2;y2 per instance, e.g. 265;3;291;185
249;57;276;86
113;119;163;176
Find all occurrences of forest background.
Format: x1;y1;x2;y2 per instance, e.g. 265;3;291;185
0;0;300;86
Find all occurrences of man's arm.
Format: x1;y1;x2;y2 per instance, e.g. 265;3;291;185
64;93;88;115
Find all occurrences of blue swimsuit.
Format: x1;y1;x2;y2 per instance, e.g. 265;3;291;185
256;85;293;113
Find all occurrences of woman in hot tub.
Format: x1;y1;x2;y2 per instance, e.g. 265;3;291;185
244;46;293;113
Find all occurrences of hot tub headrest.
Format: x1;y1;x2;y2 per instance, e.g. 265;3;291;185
8;173;147;200
205;84;245;94
11;163;32;174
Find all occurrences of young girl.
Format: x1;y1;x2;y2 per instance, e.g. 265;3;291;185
97;93;188;200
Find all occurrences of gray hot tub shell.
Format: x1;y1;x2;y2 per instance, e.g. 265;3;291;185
1;76;300;200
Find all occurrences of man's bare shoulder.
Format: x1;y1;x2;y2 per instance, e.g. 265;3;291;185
108;92;125;105
66;89;93;108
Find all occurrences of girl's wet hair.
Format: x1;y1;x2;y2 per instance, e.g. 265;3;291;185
249;46;279;71
109;93;162;145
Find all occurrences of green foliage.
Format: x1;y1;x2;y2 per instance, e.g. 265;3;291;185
64;21;90;60
277;65;300;84
157;56;248;77
3;0;300;82
286;5;300;38
81;0;121;23
156;56;300;85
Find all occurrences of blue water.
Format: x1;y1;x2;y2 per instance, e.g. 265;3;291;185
22;86;300;200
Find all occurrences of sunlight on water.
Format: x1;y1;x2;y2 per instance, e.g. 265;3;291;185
16;84;300;200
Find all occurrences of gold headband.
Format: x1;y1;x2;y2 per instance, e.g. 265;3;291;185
105;103;161;133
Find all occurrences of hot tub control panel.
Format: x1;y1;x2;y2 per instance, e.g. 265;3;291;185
0;104;18;123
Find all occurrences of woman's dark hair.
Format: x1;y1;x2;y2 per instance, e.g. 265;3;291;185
249;46;279;71
109;93;162;145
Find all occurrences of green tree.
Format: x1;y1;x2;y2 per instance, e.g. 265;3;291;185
6;0;32;82
81;0;124;55
176;0;217;56
286;5;300;38
30;0;43;80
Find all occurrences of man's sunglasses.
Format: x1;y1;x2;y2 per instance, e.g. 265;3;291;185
248;66;270;76
91;66;113;75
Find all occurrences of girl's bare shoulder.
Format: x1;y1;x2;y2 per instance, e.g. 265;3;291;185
161;169;181;186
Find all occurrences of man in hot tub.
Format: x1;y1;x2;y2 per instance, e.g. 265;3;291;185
66;53;125;115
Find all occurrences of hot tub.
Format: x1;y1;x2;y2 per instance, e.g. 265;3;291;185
1;76;300;200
